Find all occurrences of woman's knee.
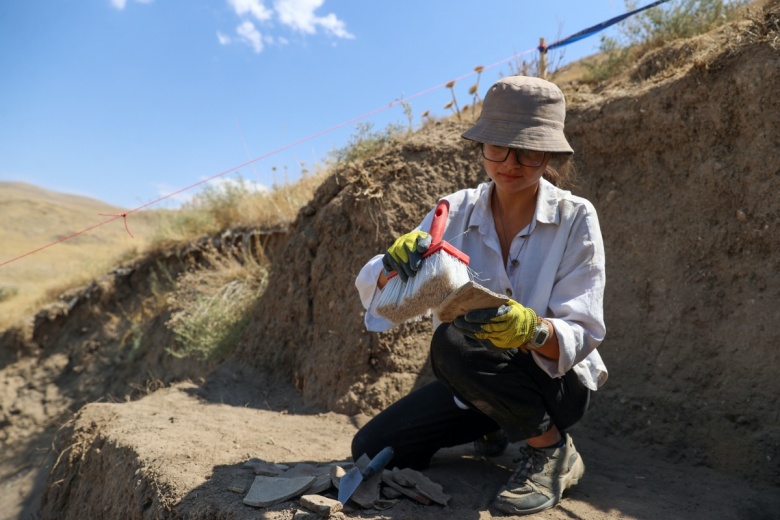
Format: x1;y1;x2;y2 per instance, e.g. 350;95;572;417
431;323;469;380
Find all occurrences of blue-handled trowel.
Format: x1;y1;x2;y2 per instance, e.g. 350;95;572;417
337;446;394;505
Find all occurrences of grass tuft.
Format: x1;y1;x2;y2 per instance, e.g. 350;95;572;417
165;243;269;361
327;121;406;164
0;286;19;303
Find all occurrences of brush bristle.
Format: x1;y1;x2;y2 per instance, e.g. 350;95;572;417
373;252;470;325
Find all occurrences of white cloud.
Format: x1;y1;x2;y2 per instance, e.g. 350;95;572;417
217;32;232;45
222;0;352;53
110;0;154;9
228;0;273;21
273;0;353;38
208;177;270;194
154;183;193;206
236;21;264;53
314;12;353;39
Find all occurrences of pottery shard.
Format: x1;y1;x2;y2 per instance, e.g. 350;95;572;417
349;471;383;509
392;468;451;506
282;463;333;494
346;454;382;509
436;281;509;323
242;458;285;476
381;470;431;505
300;494;343;518
243;475;315;508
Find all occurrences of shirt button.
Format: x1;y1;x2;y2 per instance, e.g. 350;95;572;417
505;288;513;296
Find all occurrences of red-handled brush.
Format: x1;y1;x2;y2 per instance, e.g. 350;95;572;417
374;200;471;324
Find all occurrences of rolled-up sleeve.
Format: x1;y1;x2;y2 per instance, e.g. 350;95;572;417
355;254;395;332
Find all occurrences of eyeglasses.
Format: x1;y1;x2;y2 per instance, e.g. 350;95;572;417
481;143;547;167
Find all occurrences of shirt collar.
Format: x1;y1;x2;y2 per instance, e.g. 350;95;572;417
537;177;561;226
468;178;561;233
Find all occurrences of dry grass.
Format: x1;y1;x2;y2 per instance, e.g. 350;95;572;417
584;0;751;81
165;243;270;361
0;171;325;331
150;170;330;246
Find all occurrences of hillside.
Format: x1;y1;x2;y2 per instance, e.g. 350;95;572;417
0;182;160;329
1;2;780;519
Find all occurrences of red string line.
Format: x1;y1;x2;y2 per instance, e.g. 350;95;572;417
97;213;133;238
0;215;127;267
0;47;536;269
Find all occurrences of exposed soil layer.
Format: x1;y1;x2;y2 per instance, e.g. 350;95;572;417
37;376;780;520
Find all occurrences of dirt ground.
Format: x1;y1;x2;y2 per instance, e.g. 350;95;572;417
33;368;780;520
2;3;780;519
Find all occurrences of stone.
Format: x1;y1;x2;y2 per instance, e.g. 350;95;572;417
300;494;343;518
392;468;451;506
381;470;431;505
243;475;315;508
381;485;403;499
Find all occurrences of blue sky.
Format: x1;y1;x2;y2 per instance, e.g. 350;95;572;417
0;0;628;210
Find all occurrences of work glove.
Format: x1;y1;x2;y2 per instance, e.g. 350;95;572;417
452;299;538;350
382;230;432;283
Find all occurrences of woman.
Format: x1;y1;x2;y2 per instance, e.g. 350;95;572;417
353;75;607;516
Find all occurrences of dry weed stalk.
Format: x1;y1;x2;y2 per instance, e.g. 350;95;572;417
444;80;461;121
469;65;484;121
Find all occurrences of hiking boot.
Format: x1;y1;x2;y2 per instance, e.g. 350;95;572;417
494;433;584;516
474;429;509;457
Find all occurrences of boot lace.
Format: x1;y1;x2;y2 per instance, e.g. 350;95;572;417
509;445;548;484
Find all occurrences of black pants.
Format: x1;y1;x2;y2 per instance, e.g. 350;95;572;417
352;323;590;469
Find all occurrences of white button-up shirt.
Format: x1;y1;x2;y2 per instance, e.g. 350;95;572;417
356;179;607;391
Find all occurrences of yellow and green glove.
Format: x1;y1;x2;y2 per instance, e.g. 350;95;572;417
382;230;432;282
452;299;538;351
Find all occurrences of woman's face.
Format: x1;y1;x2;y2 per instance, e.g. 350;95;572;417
483;145;551;196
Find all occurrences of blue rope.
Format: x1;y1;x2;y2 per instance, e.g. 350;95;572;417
542;0;673;51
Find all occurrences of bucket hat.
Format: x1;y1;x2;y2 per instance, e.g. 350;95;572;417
462;76;574;154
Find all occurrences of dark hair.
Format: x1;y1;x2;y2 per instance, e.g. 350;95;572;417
544;153;577;190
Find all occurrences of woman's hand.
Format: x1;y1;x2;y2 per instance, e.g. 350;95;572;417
452;299;538;350
382;231;432;282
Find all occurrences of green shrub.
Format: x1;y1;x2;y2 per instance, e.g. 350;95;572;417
586;0;748;81
0;286;19;303
328;121;405;164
